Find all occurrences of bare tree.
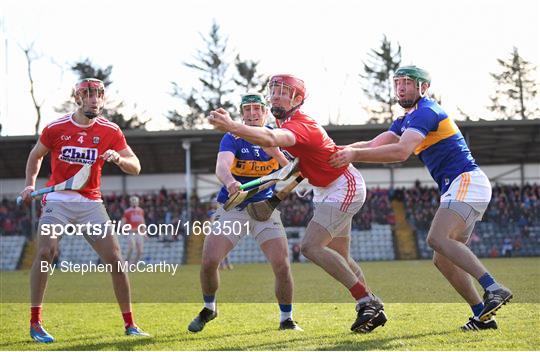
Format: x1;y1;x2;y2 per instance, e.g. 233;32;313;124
20;43;43;135
233;54;269;94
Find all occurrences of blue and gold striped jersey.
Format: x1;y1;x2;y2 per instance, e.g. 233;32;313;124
216;130;280;207
389;97;478;193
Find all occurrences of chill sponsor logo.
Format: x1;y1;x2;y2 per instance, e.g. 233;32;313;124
59;146;98;165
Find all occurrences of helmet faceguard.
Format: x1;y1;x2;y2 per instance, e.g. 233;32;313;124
240;93;267;126
393;66;431;108
267;74;306;120
74;78;105;118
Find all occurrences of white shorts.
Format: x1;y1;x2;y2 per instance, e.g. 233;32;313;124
39;201;110;226
212;206;286;246
311;165;366;236
38;202;112;244
440;169;492;224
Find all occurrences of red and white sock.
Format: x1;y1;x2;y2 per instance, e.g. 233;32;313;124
349;282;370;303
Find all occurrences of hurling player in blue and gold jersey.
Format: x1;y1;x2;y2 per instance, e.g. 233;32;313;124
187;93;302;333
329;66;512;331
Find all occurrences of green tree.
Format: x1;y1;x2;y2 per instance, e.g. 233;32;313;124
167;21;236;129
488;47;539;120
168;22;268;129
234;54;269;94
360;35;401;124
56;59;148;130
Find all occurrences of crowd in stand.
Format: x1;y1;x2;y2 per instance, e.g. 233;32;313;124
401;183;540;258
1;187;394;236
401;183;540;232
400;182;441;230
104;188;214;239
486;184;540;230
2;184;538;239
0;198;32;236
277;187;394;230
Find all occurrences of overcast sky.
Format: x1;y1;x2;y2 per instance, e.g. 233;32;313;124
0;0;538;136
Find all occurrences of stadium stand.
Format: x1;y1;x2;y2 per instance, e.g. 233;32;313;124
0;235;26;270
278;188;394;229
350;225;395;261
229;235;266;263
58;234;99;264
410;184;540;259
0;199;33;237
1;184;538;268
119;236;184;264
227;224;395;264
56;234;185;265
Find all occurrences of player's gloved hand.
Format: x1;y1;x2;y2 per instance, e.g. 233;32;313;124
226;181;241;195
19;186;35;205
101;149;121;164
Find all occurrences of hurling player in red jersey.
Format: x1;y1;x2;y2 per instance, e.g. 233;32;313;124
122;196;146;264
208;74;386;333
19;78;149;343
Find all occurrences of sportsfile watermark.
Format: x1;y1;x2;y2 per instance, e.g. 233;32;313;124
40;220;249;239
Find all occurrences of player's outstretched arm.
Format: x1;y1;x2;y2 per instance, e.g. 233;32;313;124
19;141;50;203
329;130;424;167
233;125;294;148
101;146;141;175
347;131;400;149
208;108;295;148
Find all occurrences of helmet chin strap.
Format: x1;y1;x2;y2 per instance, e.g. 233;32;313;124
83;111;99;119
271;102;303;120
398;81;426;108
79;101;103;119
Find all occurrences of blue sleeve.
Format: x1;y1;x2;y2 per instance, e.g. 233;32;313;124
407;107;439;136
388;119;402;136
219;133;237;153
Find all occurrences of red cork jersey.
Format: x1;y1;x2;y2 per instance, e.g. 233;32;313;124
277;111;348;187
123;207;145;228
39;114;127;200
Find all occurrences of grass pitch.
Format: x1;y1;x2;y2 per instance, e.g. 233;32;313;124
1;258;539;350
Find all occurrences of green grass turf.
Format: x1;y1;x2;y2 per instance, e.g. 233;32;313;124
1;258;539;350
